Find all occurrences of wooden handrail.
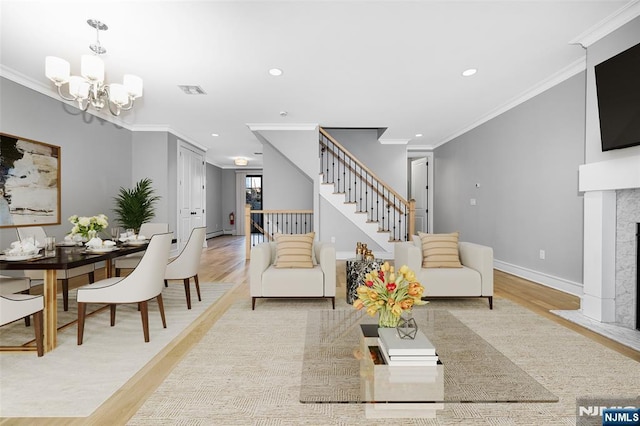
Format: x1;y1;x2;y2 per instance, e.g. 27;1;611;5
319;128;410;206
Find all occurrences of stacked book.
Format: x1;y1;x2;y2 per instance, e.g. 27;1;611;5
377;327;439;366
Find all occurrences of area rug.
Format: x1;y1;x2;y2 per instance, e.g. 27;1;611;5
0;282;234;417
128;297;640;425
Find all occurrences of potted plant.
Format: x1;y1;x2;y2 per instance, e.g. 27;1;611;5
113;178;160;233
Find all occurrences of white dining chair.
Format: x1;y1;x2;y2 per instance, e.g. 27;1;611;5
114;223;169;276
1;293;45;356
17;226;95;311
76;232;172;345
164;227;206;309
0;275;32;326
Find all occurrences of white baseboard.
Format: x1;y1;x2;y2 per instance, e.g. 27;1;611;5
493;259;583;297
223;229;236;235
206;231;224;239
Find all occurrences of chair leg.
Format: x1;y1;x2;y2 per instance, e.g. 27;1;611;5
62;279;69;311
140;301;150;342
194;274;201;302
77;302;86;345
115;268;121;277
331;297;335;310
33;310;44;357
252;297;256;310
164;279;168;288
22;289;31;327
183;278;192;309
88;271;95;283
110;304;117;326
157;294;167;328
488;296;493;310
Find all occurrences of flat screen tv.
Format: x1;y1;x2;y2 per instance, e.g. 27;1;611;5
594;42;640;152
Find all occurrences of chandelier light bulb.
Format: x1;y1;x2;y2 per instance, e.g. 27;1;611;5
45;56;70;85
81;54;105;83
123;74;143;98
109;84;129;106
68;76;89;99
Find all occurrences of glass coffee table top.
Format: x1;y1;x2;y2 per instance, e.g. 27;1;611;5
300;308;558;404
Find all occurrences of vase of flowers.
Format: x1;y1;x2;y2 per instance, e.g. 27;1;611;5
68;214;109;240
353;262;426;328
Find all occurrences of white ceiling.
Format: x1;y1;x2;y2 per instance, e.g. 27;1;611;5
0;0;636;168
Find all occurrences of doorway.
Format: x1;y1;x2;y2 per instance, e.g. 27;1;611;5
409;154;432;234
245;175;262;234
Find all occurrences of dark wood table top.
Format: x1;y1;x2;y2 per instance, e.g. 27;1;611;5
0;243;149;271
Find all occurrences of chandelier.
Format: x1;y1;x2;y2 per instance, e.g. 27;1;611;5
45;19;143;116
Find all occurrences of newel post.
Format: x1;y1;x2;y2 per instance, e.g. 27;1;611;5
245;204;251;260
408;199;416;240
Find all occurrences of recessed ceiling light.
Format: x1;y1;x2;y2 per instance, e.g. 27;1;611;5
211;133;219;137
462;68;477;77
234;157;248;166
269;68;283;76
415;133;423;138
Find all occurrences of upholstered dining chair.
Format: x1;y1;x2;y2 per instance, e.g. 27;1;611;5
17;226;95;311
164;226;206;309
76;232;172;345
0;291;45;357
114;222;169;276
0;275;33;326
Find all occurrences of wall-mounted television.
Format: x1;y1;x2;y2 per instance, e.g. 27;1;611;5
594;42;640;152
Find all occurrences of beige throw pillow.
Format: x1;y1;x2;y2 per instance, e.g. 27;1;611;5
274;232;315;268
418;232;462;268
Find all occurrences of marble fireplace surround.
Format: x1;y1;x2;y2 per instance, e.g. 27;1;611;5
556;154;640;351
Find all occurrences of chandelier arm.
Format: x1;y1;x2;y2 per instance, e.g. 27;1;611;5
56;84;77;102
107;101;122;116
79;98;91;112
118;98;135;111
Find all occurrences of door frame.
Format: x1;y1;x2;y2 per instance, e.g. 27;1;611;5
407;151;434;235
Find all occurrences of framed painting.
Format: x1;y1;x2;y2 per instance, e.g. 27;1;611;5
0;133;61;227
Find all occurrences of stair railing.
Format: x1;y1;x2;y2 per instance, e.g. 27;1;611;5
245;204;314;259
319;128;415;243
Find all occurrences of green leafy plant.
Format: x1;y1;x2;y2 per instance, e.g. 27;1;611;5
113;178;160;233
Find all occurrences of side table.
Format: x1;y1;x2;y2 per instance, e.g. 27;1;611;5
346;258;383;304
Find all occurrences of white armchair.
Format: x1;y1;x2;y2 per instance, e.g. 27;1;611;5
250;240;336;310
76;233;172;344
394;236;494;309
164;227;206;309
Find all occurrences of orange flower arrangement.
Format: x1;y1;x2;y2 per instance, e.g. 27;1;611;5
353;261;426;327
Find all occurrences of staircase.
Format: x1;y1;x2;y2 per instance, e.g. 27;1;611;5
318;128;414;253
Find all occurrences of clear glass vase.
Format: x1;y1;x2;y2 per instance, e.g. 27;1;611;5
378;307;400;328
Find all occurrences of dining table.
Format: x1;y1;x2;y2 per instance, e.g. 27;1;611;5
0;241;150;353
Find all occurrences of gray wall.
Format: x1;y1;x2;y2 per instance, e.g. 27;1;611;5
585;16;640;164
1;77;133;245
262;142;313;210
433;73;586;284
131;131;172;230
206;163;223;236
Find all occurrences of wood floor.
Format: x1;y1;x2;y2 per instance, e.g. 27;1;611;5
2;235;638;425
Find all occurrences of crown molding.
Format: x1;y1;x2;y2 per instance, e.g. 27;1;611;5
569;0;640;48
407;144;436;151
246;123;319;132
130;124;208;152
378;138;409;145
435;56;586;148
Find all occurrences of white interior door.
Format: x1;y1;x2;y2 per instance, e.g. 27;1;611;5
178;144;205;251
410;157;429;234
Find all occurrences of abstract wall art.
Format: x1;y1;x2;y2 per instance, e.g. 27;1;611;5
0;133;61;227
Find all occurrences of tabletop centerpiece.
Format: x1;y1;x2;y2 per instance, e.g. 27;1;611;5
68;214;109;241
353;261;426;328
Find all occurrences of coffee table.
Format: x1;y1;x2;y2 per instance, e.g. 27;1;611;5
300;308;557;418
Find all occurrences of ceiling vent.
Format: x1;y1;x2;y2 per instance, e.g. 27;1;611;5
178;85;206;95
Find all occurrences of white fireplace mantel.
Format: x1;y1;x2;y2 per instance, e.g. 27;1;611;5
579;154;640;323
